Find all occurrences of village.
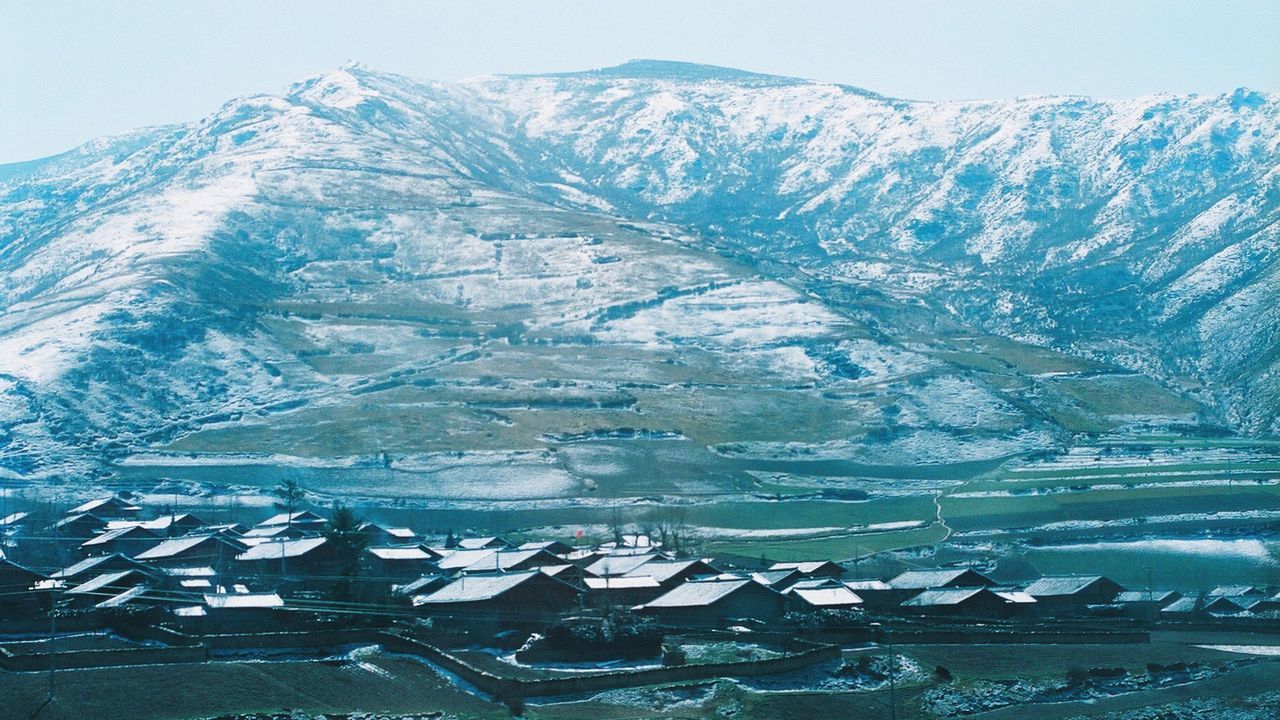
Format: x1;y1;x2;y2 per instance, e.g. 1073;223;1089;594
2;489;1280;718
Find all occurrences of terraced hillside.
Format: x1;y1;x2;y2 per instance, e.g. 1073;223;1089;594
0;63;1277;564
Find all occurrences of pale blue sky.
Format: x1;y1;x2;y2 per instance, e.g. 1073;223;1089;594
3;0;1277;163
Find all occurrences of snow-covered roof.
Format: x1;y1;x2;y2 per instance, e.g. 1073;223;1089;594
1208;585;1262;597
1117;590;1178;603
642;578;762;608
769;561;841;574
204;592;284;609
81;524;159;547
393;574;450;596
0;511;30;527
235;537;328;561
174;605;207;617
455;536;512;550
179;579;213;589
53;554;136;579
70;497;140;515
257;511;326;528
413;570;541;604
163;566;216;577
790;585;864;607
96;585;150;608
586;553;656;577
1023;576;1113;597
367;546;432;561
585;576;661;590
435;548;499;570
843;579;892;591
1161;597;1199;613
135;534;224;560
624;559;711;584
67;570;147;596
901;587;987;607
992;590;1037;604
889;568;990;590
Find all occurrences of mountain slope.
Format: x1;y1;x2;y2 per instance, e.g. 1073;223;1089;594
0;61;1274;493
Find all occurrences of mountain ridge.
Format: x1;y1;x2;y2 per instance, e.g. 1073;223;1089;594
0;61;1276;486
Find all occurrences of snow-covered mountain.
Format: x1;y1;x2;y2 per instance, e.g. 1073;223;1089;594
0;61;1275;487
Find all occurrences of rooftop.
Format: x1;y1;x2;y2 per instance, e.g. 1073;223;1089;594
642;578;759;609
235;537;328;561
413;571;541;604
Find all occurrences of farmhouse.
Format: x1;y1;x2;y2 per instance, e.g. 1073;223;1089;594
53;553;152;582
586;552;661;577
1117;590;1182;619
624;559;719;589
455;536;515;550
234;537;339;588
412;570;581;624
135;534;247;569
843;579;897;608
51;513;110;541
256;510;328;531
900;587;1012;617
1023;575;1125;615
785;578;864;610
750;569;805;590
888;568;995;590
460;548;564;574
64;569;158;608
637;578;788;626
584;575;664;607
365;545;436;580
69;496;142;519
79;524;162;557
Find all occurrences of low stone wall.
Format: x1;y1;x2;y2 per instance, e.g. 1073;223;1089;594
379;631;840;701
880;627;1150;645
201;628;380;651
0;643;208;672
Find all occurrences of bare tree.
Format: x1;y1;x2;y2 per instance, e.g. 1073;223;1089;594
272;477;305;528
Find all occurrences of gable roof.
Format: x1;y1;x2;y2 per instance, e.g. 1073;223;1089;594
889;568;992;590
367;546;433;561
769;560;843;575
1208;585;1263;597
789;585;864;608
461;548;561;573
81;524;161;548
843;579;892;591
257;510;327;528
66;570;151;596
435;548;500;570
1023;576;1117;597
623;559;714;584
0;511;30;527
455;536;513;550
642;578;774;609
134;534;243;560
586;553;656;577
586;575;662;590
95;585;151;609
1160;597;1200;613
901;587;990;607
1117;590;1179;603
235;537;328;562
413;570;549;604
52;554;145;580
69;497;141;515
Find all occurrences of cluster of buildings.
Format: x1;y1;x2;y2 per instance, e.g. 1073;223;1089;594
3;495;1280;632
